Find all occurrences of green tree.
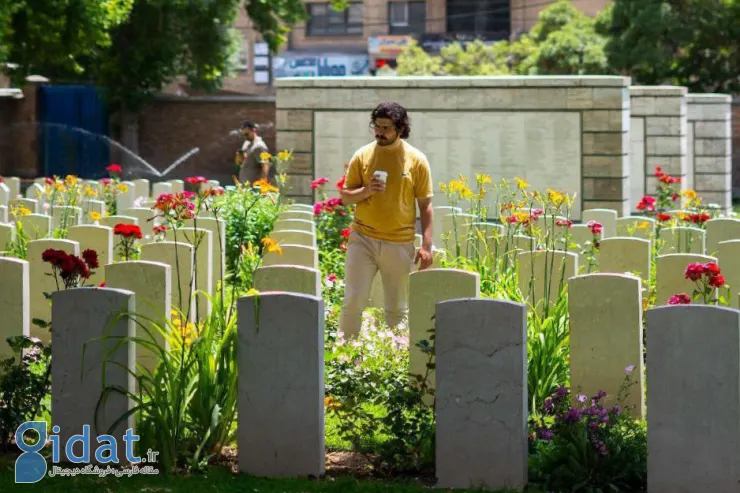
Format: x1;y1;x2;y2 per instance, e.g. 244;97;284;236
0;0;133;84
605;0;740;93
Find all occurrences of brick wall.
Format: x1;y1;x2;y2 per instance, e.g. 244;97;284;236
136;96;276;186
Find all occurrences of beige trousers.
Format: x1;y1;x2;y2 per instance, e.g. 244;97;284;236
340;230;415;338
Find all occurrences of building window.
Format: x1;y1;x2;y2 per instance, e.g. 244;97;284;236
446;0;510;39
388;1;426;35
307;2;364;36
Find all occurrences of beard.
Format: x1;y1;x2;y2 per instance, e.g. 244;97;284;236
375;135;396;146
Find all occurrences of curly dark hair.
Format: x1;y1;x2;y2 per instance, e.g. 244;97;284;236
370;101;411;139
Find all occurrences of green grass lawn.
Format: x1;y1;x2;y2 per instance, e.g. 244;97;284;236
0;463;533;493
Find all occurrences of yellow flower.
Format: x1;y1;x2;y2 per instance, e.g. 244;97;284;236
476;174;492;185
514;211;531;223
637;221;650;230
12;205;31;217
679;212;691;222
682;189;697;200
261;237;283;255
245;287;260;296
277;150;292;161
54;182;65;192
64;175;79;186
84;186;97;197
547;188;565;207
116;183;129;193
515;177;530;189
260;152;272;162
90;211;101;222
253;179;279;194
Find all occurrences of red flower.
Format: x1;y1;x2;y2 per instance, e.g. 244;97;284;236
690;212;710;224
106;164;122;174
98;281;106;288
44;177;54;185
311;177;329;190
684;262;705;281
114;224;143;240
586;220;603;235
185;176;208;185
657;213;671;222
41;249;67;267
101;178;111;185
0;177;3;183
672;194;679;201
506;216;518;224
555;219;572;228
668;293;692;305
340;228;351;239
636;196;656;212
336;175;346;191
705;262;721;275
82;249;99;269
314;202;323;216
153;225;167;235
327;273;338;282
709;274;726;288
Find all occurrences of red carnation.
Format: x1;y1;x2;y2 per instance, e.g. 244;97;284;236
106;164;122;174
668;293;691;305
185;176;208;185
82;249;99;269
311;177;329;190
114;223;143;240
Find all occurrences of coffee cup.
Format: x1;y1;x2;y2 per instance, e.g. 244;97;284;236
373;170;388;184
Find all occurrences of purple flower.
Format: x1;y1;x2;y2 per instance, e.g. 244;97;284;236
576;393;588;403
594;390;607;400
563;408;581;423
611;405;621;415
595;440;609;456
555;386;568;400
544;398;554;412
536;428;553;441
625;365;636;375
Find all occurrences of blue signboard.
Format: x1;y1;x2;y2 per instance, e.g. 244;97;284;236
273;53;370;78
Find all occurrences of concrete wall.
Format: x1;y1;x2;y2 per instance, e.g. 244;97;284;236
687;94;732;212
629;86;688;211
275;76;632;217
731;98;740;198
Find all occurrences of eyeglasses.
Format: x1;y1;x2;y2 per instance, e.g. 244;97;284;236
371;124;395;133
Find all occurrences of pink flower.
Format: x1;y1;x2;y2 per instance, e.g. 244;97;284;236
311;177;329;190
586;220;603;235
624;365;635;375
668;293;692;305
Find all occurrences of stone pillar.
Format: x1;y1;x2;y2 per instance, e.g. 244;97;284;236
687;94;732;214
629;86;688;212
12;75;49;179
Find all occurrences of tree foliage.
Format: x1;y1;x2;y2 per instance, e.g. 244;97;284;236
0;0;133;84
0;0;341;112
605;0;740;93
396;0;611;77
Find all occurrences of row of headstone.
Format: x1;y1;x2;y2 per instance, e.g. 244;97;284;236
43;285;738;490
253;203;322;297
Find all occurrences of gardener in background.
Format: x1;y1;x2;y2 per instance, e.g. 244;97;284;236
235;120;272;184
339;101;434;339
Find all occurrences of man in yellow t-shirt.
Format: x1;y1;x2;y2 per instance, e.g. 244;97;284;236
339;101;434;338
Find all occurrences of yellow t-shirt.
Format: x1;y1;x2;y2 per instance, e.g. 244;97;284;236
344;138;433;243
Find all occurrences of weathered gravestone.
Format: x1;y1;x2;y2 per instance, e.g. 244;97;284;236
237;292;325;478
598;237;651;280
569;273;645;417
646;304;740;493
435;298;528;491
51;287;136;464
655;253;717;305
0;257;29;360
408;269;480;402
706;218;740;255
254;265;321;297
105;261;171;373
